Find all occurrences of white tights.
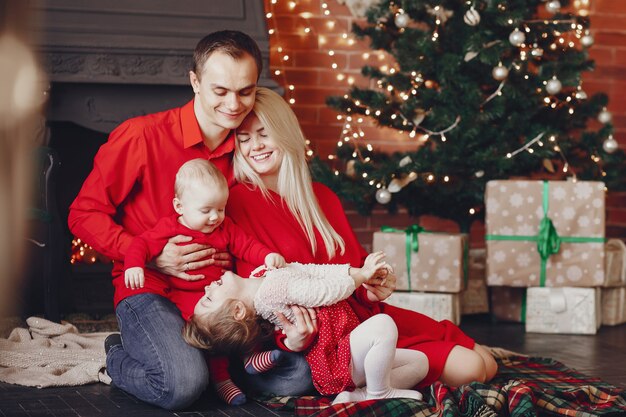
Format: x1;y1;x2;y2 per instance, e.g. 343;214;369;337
332;314;428;404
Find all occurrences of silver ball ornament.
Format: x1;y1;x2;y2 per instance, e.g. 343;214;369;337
581;34;594;47
375;187;392;204
492;64;509;81
463;7;480;26
546;77;562;95
394;12;410;28
545;0;561;13
531;47;544;58
598;109;612;124
602;136;618;154
475;170;485;178
575;88;587;100
509;28;526;47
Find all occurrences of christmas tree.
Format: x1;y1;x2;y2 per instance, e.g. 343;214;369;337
313;0;625;232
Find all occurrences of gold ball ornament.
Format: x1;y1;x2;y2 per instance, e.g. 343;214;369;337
463;7;480;26
545;0;561;14
545;77;562;95
602;135;618;154
492;64;509;81
598;108;612;124
509;28;526;47
375;188;392;204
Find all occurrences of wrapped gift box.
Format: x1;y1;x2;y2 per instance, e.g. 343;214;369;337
490;286;526;322
604;239;626;287
373;227;467;293
485;180;605;287
461;249;490;315
601;286;626;326
525;287;601;334
385;292;461;325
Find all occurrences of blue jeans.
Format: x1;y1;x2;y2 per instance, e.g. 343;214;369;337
107;293;209;410
108;293;314;409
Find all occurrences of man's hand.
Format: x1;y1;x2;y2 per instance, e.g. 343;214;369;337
151;235;232;281
363;269;397;303
275;305;318;352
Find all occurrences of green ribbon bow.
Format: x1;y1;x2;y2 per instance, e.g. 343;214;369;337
486;181;605;286
380;225;468;291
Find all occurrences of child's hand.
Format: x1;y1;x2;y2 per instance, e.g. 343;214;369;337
125;267;145;289
265;253;286;269
360;251;389;281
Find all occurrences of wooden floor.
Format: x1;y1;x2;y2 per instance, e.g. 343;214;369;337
0;315;624;417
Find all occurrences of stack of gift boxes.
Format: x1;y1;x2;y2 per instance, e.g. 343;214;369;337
372;226;473;325
485;180;626;334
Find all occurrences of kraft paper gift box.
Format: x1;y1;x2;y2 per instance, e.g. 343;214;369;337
490;286;526;322
601;287;626;326
461;249;490;315
485;180;605;288
373;226;467;293
385;292;461;325
525;287;601;334
604;239;626;287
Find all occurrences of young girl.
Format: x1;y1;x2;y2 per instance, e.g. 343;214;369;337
227;87;498;388
183;252;429;403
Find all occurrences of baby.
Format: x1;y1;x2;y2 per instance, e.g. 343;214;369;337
184;252;429;404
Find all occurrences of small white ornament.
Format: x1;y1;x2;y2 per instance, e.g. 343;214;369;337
546;76;562;95
394;11;410;28
398;155;413;167
492;64;509;81
545;0;561;13
531;47;544;58
581;34;594;47
602;135;618;154
475;170;485;178
464;7;480;26
575;88;587;100
509;28;526;46
375;187;392;204
598;108;612;124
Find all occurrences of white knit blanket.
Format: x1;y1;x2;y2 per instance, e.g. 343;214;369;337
0;317;112;387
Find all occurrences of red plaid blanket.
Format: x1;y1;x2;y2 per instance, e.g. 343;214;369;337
258;354;626;417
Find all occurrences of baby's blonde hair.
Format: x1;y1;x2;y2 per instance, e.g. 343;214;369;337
175;158;228;198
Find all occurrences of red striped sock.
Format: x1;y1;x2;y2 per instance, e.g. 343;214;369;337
215;379;246;406
244;350;283;375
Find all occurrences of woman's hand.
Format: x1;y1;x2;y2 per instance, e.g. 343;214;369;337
275;305;319;352
151;235;232;281
363;269;397;303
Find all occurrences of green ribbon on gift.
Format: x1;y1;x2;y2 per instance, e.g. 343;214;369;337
486;181;605;287
380;225;468;291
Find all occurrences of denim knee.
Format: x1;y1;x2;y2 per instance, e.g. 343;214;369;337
159;359;209;410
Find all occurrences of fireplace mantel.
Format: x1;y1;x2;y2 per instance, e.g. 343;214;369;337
33;0;275;133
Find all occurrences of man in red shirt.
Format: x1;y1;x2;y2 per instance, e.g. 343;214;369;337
68;31;313;410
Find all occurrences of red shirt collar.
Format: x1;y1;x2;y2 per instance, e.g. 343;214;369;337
181;99;235;156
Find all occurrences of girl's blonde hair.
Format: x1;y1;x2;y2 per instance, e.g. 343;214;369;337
233;87;345;258
182;299;273;355
175;158;227;199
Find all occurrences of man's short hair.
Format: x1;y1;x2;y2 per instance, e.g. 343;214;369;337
192;30;262;80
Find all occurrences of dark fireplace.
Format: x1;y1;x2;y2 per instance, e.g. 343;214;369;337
22;0;274;319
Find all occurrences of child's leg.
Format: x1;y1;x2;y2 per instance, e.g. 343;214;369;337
334;314;422;404
439;343;497;386
390;349;429;389
209;357;246;406
244;350;286;375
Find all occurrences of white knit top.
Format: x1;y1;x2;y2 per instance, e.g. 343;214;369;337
253;263;355;328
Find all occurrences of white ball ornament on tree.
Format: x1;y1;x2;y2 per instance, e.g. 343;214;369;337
581;34;594;47
492;63;509;81
545;0;561;14
509;28;526;47
546;76;562;95
463;7;480;26
575;88;588;100
375;187;392;204
394;11;410;28
598;108;612;124
602;135;618;154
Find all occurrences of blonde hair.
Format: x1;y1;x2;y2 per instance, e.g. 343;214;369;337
233;87;345;258
175;158;228;198
182;299;273;355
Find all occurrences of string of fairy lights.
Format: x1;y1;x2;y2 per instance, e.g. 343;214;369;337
265;0;616;209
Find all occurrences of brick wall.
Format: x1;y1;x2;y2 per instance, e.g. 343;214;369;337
263;0;626;248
